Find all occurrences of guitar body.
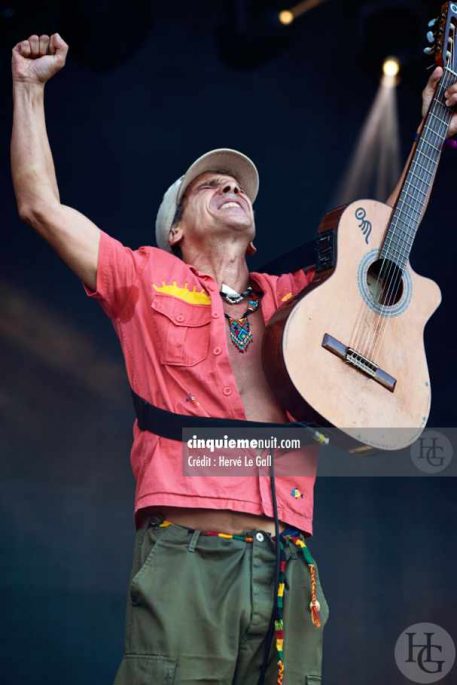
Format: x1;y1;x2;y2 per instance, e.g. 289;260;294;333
263;200;442;451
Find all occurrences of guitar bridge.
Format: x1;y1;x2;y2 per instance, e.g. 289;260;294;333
322;333;396;392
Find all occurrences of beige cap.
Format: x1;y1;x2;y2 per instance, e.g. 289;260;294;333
155;148;259;252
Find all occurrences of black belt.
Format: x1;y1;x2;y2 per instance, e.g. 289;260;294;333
131;390;327;446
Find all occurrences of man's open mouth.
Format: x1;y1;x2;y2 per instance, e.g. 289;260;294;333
220;200;243;210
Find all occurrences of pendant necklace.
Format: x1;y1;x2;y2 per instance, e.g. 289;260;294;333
220;283;263;353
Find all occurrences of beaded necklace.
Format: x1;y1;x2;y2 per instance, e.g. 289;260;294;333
220;284;263;353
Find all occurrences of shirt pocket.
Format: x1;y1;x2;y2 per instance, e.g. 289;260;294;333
150;292;212;366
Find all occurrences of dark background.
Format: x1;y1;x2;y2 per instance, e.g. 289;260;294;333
1;1;456;683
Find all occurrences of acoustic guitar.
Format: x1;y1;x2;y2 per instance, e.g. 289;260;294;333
263;2;457;451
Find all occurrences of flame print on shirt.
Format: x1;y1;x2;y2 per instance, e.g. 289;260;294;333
152;281;212;305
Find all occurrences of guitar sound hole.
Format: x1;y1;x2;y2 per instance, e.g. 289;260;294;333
366;259;403;307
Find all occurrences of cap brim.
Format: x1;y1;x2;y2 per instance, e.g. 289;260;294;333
177;148;259;204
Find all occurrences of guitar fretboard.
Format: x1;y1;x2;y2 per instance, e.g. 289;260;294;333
380;67;456;267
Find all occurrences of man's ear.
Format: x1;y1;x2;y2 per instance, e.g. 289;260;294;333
168;225;184;249
246;241;257;256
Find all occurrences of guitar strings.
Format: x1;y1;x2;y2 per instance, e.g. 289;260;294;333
348;295;372;353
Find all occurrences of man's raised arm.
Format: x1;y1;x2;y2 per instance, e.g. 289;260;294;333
11;33;100;291
386;66;457;209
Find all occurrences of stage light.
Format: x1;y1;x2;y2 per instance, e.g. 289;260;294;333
279;10;294;25
382;56;400;88
278;0;328;27
383;57;400;78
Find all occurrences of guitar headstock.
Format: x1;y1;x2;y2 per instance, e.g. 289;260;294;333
425;2;457;72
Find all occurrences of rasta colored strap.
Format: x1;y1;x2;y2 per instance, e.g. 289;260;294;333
158;519;254;544
274;534;321;685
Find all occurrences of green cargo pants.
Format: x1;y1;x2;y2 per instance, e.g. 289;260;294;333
113;513;329;685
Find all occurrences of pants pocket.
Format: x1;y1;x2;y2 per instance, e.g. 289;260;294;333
123;519;171;653
130;520;170;596
113;654;176;685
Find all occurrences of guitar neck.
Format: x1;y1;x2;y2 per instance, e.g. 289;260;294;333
381;67;456;267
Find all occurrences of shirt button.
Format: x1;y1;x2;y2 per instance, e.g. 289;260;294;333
176;313;184;323
223;386;232;396
212;312;220;319
255;532;265;542
213;346;222;356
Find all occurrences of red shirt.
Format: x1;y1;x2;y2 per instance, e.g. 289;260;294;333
84;230;317;533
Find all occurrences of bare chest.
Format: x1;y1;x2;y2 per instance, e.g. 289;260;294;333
222;303;286;422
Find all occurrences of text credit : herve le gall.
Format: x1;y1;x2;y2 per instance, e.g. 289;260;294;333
183;451;274;476
188;453;272;468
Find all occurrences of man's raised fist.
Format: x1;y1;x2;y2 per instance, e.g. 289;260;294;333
12;34;68;85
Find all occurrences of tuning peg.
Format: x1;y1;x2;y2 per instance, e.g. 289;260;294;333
428;17;438;28
424;46;435;55
426;30;435;43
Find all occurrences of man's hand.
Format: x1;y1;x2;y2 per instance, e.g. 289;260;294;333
12;34;68;85
422;66;457;137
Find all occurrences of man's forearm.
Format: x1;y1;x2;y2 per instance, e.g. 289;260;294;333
11;80;60;217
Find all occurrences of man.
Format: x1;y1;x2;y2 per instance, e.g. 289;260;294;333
11;32;457;685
